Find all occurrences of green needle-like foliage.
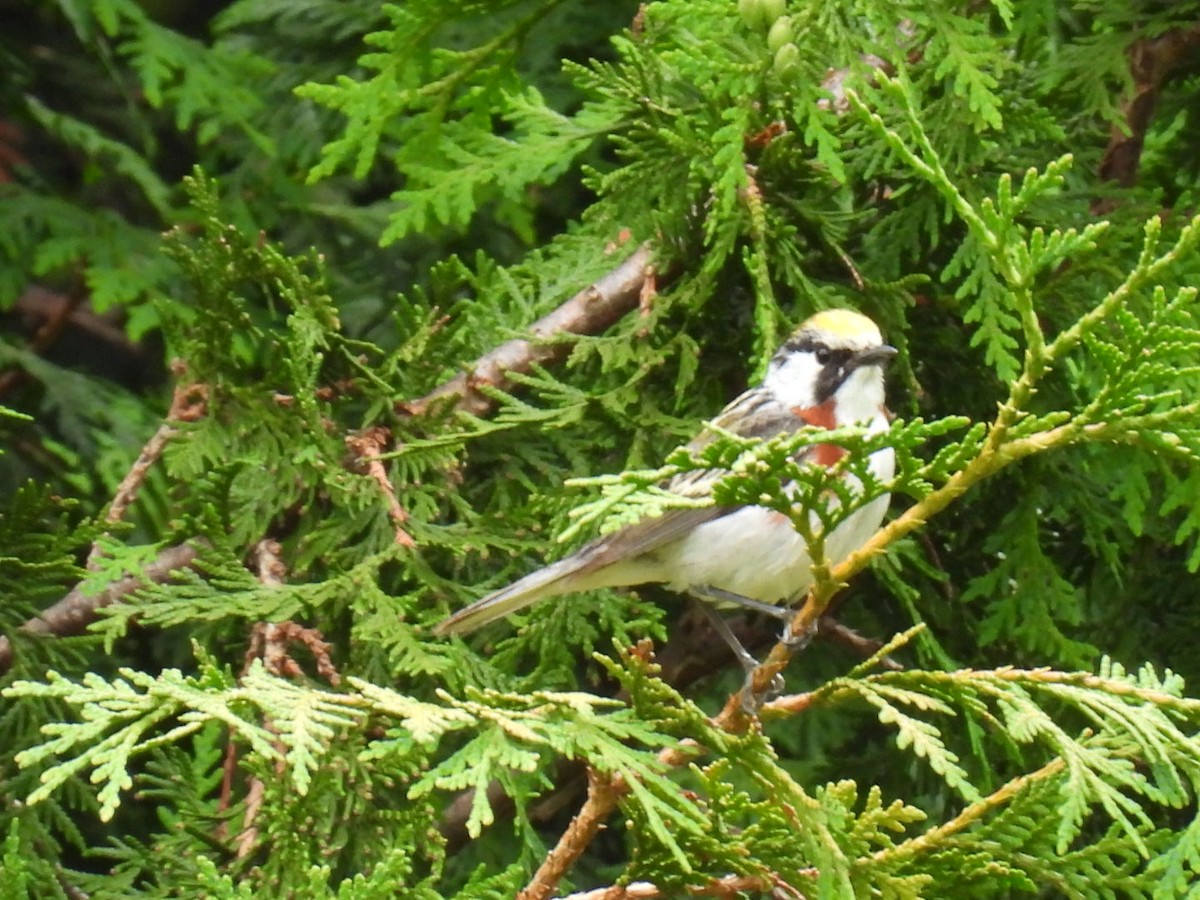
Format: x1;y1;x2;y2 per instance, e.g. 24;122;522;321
5;1;1200;897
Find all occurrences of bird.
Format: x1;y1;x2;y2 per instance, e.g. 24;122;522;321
434;308;897;668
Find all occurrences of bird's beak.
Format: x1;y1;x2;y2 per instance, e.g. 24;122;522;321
848;344;899;370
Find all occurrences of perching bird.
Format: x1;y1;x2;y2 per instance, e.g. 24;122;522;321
434;308;897;661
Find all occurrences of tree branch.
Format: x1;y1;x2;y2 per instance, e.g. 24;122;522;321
873;757;1065;865
553;871;808;899
345;426;416;547
517;767;624;900
401;243;660;417
86;367;208;568
0;541;203;674
517;732;702;900
1096;25;1200;195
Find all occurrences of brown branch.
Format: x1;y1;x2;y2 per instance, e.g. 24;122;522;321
345;426;415;547
515;744;698;900
85;369;208;569
0;286;85;397
1096;25;1200;204
518;767;624;900
234;775;267;860
517;659;705;900
251;538;287;587
761;690;816;717
98;422;177;530
400;243;660;418
553;871;809;899
817;615;904;671
917;530;958;607
0;541;203;675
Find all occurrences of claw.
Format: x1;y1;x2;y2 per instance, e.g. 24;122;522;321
781;619;816;651
739;670;786;714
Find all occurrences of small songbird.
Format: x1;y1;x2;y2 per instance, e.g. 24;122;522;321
434;308;897;657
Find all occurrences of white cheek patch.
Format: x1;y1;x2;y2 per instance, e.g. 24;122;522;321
765;352;822;409
837;366;887;424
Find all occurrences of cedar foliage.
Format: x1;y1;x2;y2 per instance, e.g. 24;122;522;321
3;1;1200;897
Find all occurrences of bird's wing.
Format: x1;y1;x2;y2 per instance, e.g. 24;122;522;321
434;388;814;634
571;387;811;573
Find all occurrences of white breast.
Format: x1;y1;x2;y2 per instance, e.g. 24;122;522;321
659;443;894;606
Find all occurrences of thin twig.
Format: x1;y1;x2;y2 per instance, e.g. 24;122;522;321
761;690;815;716
917;531;958;606
0;541;203;675
345;427;415;547
818;615;904;671
400;244;660;418
234;776;266;860
553;871;809;899
518;767;623;900
86;370;208;569
0;285;85;397
518;737;703;900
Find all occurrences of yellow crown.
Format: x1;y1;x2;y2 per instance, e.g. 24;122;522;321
801;308;882;342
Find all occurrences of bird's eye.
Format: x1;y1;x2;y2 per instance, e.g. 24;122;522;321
814;345;832;365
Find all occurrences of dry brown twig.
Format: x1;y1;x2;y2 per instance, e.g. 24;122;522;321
518;740;705;900
87;369;209;568
817;615;904;671
400;243;659;418
221;540;342;856
0;363;212;674
553;872;809;900
0;541;203;675
346;426;416;547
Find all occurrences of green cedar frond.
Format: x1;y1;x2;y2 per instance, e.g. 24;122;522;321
11;1;1200;894
806;661;1200;859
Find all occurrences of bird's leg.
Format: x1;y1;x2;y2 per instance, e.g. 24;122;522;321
691;598;759;672
690;583;792;619
689;593;785;713
690;584;815;652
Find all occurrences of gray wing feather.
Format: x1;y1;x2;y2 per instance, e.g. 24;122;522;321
575;385;806;567
435;385;808;635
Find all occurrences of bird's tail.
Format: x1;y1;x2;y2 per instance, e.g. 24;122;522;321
433;556;590;636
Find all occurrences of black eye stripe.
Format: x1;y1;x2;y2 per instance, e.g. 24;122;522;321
780;337;852;368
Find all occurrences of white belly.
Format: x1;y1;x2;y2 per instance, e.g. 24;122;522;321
658;446;894;606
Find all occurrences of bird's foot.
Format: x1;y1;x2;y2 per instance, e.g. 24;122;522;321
780;618;817;652
739;669;786;714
